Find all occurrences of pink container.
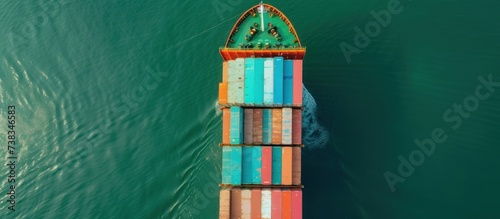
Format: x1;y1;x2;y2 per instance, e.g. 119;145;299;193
292;60;303;106
271;189;282;219
291;189;302;219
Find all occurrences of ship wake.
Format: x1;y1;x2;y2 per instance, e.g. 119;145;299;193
302;85;329;149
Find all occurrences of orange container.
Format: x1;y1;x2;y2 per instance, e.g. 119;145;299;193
222;109;230;144
281;147;292;185
231;188;242;219
281;190;292;219
292;147;301;185
272;109;282;144
220;189;231;219
219;82;228;105
253;109;263;144
223;61;229;82
251;188;262;219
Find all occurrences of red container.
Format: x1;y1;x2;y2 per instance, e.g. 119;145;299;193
220;189;231;219
292;109;301;145
222;109;231;144
271;189;282;219
291;189;302;219
261;147;272;185
253;109;263;144
251;188;262;219
292;60;302;106
231;188;242;219
272;109;282;144
282;147;292;185
244;109;254;144
281;190;292;219
292;147;301;185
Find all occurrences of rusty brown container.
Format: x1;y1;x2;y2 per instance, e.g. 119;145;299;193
292;147;301;185
251;188;262;219
244;109;254;144
253;109;263;144
292;109;301;145
271;109;282;144
220;189;231;219
222;109;231;144
231;188;242;219
282;147;293;185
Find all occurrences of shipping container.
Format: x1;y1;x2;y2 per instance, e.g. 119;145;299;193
231;147;242;185
222;109;231;144
291;189;302;219
222;61;229;83
231;188;242;219
220;189;231;219
228;60;236;104
235;58;245;104
292;109;301;145
244;58;255;104
272;147;282;185
251;188;262;219
272;109;282;144
242;147;253;184
252;146;262;184
283;60;293;105
219;82;228;105
263;58;274;105
282;108;292;144
282;147;292;185
254;58;264;105
242;189;252;219
281;190;292;219
261;189;272;219
262;109;273;144
222;147;232;184
292;147;301;185
292;60;303;106
230;107;244;144
273;57;284;105
252;109;263;144
271;189;282;219
261;147;272;185
244;109;254;144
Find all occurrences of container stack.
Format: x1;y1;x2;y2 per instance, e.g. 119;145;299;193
219;57;303;219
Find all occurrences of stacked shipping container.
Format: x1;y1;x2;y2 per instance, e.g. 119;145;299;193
219;57;303;219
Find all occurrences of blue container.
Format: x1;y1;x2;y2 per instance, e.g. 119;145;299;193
252;146;262;184
283;60;293;105
222;147;232;184
242;147;253;184
231;146;242;185
272;147;282;184
273;57;284;105
262;109;273;144
230;107;244;144
254;58;264;105
244;58;255;104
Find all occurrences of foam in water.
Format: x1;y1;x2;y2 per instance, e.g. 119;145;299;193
302;85;329;149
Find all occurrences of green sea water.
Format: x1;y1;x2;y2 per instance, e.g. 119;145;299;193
1;0;499;218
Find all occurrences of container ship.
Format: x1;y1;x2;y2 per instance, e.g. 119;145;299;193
217;2;305;219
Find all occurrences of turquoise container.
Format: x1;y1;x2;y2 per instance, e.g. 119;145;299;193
231;146;242;185
273;57;284;105
242;147;253;184
254;58;264;105
222;147;232;184
252;146;262;184
244;58;255;104
230;107;244;144
283;60;293;105
272;147;282;184
262;109;272;144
